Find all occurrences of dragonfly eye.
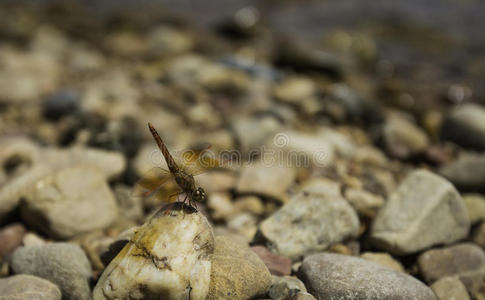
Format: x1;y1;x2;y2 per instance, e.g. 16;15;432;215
193;187;206;202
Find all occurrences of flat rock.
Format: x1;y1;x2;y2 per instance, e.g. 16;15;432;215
20;166;118;239
440;153;485;190
260;179;359;260
0;274;62;300
360;252;405;272
208;235;272;300
299;253;436;300
370;169;470;255
431;277;470;300
10;242;92;300
94;204;214;300
441;103;485;150
0;223;26;257
418;243;485;294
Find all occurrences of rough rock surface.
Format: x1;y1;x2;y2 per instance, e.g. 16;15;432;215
94;204;214;300
299;253;436;300
0;274;62;300
370;169;469;255
260;179;359;259
207;235;272;300
10;243;92;300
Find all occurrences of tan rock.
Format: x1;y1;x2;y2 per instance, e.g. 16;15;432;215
360;252;405;272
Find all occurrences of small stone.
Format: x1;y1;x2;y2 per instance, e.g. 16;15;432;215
0;274;62;300
370;169;470;255
21;232;46;247
43;89;80;120
382;114;430;158
344;188;384;218
233;196;265;215
269;275;307;300
208;235;271;300
251;246;292;276
441;103;485;150
431;277;470;300
273;77;316;104
95;204;214;300
21;166;118;239
299;253;436;300
208;192;235;221
360;252;405;272
147;26;193;56
463;194;485;224
260;179;359;259
440;153;485;190
473;222;485;249
0;223;26;257
113;185;143;222
227;213;258;242
352;146;389;167
328;243;353;256
291;292;317;300
231;116;280;154
236;161;296;202
11;243;92;300
418;243;485;294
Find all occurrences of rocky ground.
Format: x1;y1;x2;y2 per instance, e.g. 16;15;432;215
0;1;484;300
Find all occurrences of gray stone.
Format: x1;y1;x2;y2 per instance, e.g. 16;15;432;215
260;179;359;259
441;103;485;150
21;166;118;239
440;153;485;190
418;243;485;295
299;253;436;300
382;114;429;158
431;277;470;300
370;169;469;255
10;243;92;300
0;274;62;300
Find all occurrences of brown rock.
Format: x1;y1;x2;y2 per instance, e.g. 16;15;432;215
0;223;26;257
251;246;292;276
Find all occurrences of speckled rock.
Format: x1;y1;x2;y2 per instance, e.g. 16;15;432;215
0;274;62;300
431;277;470;300
418;243;485;295
10;243;92;300
441;103;485;150
299;253;436;300
360;252;404;272
94;204;214;300
20;166;118;239
370;169;470;255
260;179;359;259
440;153;485;190
207;235;271;300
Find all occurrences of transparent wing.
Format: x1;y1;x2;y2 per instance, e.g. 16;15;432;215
132;167;182;203
172;145;224;176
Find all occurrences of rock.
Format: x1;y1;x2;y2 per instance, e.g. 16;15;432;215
418;243;485;294
236;161;296;202
195;171;236;195
269;275;307;300
463;194;485;224
233;196;265;215
382;114;429;158
99;226;137;267
208;192;235;221
21;232;46;247
260;179;359;259
370;169;470;255
299;253;436;300
207;235;271;300
431;277;470;300
441;103;485;150
146;26;193;57
251;246;292;276
43;89;80;120
231;116;280;154
360;252;405;272
291;292;317;300
344;188;384;218
473;222;485;249
0;223;26;257
94;203;214;300
20;166;118;239
113;185;143;222
227;213;258;242
11;243;92;300
273;77;316;104
0;274;62;300
440;153;485;190
352;146;389;167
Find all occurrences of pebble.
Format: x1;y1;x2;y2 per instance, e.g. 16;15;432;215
43;89;80;121
269;275;307;300
473;222;485;249
20;166;118;239
260;179;359;259
344;187;384;218
431;277;470;300
299;253;436;300
0;274;62;300
440;153;485;190
11;242;92;300
233;196;265;215
273;77;316;104
360;252;405;272
208;235;272;300
113;184;144;222
231;116;281;154
382;114;430;158
370;169;470;255
236;161;296;202
251;246;292;276
463;193;485;225
291;292;317;300
208;192;235;221
441;103;485;150
0;223;26;257
418;243;485;295
94;204;214;300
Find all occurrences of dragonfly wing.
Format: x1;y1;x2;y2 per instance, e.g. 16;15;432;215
132;167;181;202
172;146;224;176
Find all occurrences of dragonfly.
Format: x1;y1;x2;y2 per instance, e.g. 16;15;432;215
133;123;222;211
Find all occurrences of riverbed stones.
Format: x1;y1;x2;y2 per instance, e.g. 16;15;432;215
440;153;485;190
382;114;429;158
441;103;485;150
260;179;359;259
0;274;62;300
370;169;470;255
299;253;436;300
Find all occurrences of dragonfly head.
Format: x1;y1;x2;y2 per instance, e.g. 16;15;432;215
191;187;207;203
